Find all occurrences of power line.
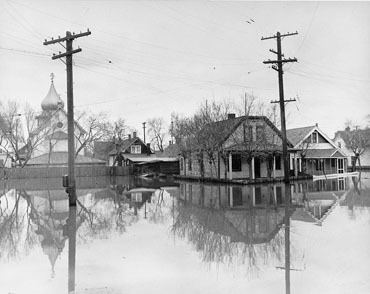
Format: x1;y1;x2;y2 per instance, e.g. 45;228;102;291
0;46;50;57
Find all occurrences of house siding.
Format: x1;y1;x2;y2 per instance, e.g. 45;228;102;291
180;151;285;179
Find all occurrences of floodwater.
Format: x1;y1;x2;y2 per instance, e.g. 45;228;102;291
0;174;369;294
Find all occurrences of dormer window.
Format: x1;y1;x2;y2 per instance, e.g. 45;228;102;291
131;145;141;154
312;132;318;143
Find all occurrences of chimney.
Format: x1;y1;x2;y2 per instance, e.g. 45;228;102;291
133;131;137;138
146;143;151;155
228;113;236;120
128;134;131;140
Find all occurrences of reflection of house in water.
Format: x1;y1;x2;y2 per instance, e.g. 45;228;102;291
291;177;350;225
177;182;292;245
107;176;179;215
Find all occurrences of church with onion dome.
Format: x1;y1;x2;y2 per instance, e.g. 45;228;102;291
25;74;105;166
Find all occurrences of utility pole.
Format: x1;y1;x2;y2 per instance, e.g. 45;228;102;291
171;120;174;143
262;31;298;184
142;122;146;143
43;30;91;206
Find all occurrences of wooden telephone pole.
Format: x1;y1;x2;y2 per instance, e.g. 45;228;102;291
263;32;298;294
142;122;146;143
262;31;298;183
43;30;91;206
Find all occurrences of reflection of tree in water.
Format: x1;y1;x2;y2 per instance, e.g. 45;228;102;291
341;174;370;219
0;189;38;259
148;190;172;224
172;202;285;273
77;197;138;240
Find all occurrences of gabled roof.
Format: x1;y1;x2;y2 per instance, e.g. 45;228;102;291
203;115;293;148
287;124;343;149
334;128;370;148
108;137;146;155
286;125;316;146
305;148;346;158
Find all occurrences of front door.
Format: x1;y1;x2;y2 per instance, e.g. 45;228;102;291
254;157;261;178
337;158;344;173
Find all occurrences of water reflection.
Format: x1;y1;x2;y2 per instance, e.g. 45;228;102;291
173;182;291;270
0;173;369;293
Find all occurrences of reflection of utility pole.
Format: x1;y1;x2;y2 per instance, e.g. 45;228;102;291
262;31;298;184
67;206;77;293
43;30;91;206
284;194;291;294
142;122;146;143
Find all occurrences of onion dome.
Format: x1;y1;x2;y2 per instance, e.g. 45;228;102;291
41;73;64;111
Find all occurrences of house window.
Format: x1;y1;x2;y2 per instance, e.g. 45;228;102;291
275;155;281;170
315;159;323;171
188;158;192;171
244;125;253;142
331;158;336;168
130;145;141;154
256;125;265;142
232;154;242;172
180;158;184;170
312;132;318;143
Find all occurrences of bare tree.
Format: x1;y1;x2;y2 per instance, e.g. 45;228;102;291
341;125;370;169
147;117;167;152
0;101;53;167
75;111;113;157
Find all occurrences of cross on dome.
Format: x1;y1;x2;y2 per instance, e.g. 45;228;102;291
41;73;65;111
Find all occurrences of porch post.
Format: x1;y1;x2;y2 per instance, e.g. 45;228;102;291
228;152;233;180
251;157;255;180
229;186;233;207
252;186;256;206
272;155;276;178
294;153;298;177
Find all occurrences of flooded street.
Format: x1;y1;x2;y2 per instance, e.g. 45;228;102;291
1;174;369;294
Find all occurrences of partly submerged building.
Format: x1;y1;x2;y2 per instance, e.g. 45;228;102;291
94;133;179;174
23;74;104;166
179;114;291;181
287;124;347;176
333;128;370;169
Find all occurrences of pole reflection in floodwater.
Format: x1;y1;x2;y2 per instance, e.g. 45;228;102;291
67;206;77;294
285;183;291;294
0;174;369;293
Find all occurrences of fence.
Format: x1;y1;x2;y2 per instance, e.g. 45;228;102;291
2;165;131;179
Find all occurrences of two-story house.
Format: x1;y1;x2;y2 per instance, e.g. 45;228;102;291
179;114;291;181
94;132;152;166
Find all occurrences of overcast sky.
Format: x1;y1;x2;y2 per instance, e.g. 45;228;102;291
0;0;369;138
